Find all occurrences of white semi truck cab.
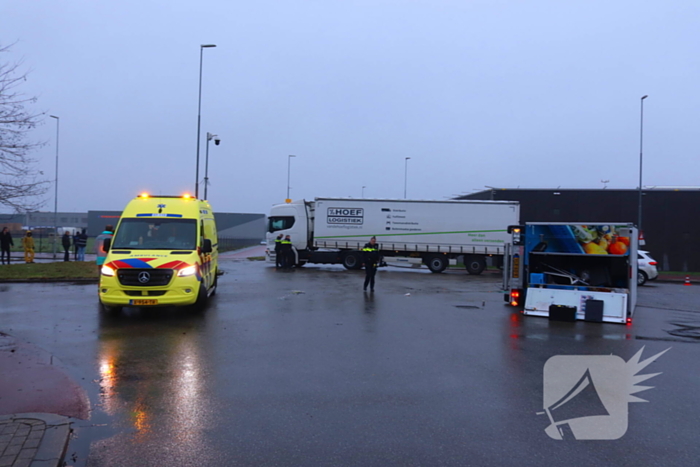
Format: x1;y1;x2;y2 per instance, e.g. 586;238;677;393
266;198;519;274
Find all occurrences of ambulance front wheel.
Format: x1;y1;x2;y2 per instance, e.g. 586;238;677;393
100;302;122;314
193;283;209;311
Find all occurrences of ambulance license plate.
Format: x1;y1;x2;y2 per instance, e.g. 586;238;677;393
130;299;158;306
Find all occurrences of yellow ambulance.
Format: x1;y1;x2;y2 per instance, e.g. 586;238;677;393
98;193;218;311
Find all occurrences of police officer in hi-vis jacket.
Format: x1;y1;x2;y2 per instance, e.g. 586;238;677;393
362;236;380;291
280;235;293;269
274;234;283;268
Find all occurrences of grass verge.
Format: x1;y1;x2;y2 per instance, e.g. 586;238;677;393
0;261;99;281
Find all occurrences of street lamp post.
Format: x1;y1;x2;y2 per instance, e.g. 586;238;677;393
195;44;216;199
204;132;219;200
49;115;59;259
638;95;648;235
287;155;296;202
404;157;411;199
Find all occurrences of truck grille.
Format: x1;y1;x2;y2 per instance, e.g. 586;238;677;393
117;269;173;287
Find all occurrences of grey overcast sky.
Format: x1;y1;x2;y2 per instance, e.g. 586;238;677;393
2;0;698;214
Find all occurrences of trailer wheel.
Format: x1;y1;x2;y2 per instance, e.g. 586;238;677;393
426;255;448;273
464;255;486;275
342;252;362;270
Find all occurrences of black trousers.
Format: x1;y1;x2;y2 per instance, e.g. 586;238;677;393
275;248;281;267
64;247;70;262
1;247;10;264
364;264;377;290
283;250;295;269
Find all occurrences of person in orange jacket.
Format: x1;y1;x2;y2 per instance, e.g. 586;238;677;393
22;231;35;263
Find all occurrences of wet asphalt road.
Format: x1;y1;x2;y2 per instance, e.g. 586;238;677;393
1;260;699;466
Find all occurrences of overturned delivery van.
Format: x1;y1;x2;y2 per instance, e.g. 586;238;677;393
98;193;218;310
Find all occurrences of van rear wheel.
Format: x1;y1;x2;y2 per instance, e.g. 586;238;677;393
210;272;218;296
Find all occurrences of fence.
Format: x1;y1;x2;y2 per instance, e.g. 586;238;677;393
218;237;262;253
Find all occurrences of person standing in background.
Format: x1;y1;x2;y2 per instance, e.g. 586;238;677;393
362;236;380;292
76;228;88;261
0;227;13;265
73;230;80;260
22;231;35;263
62;231;72;261
280;235;293;269
95;225;114;273
274;234;283;269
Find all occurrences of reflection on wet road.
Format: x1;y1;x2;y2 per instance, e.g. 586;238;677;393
1;262;699;466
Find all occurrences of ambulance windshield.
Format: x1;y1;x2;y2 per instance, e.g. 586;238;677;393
112;218;197;250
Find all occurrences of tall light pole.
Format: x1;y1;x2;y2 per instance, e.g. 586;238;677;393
638;95;648;235
195;44;216;199
404;157;411;199
287;155;296;202
204;132;219;200
49;115;59;259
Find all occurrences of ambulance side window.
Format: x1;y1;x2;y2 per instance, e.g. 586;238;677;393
203;219;216;244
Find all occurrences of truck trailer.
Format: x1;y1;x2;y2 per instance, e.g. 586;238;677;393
266;198;519;274
503;222;638;324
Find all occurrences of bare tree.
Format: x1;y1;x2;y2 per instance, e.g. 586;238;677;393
0;43;48;212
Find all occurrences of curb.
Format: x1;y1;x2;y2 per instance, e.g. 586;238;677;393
0;413;71;467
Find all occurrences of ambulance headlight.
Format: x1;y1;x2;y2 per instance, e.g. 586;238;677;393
101;265;116;277
178;265;198;277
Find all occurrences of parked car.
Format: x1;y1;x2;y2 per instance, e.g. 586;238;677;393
637;250;659;286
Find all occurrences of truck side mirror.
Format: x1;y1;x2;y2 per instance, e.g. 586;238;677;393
103;238;111;252
202;238;212;253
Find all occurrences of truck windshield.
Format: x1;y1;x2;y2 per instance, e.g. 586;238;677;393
268;216;295;233
112;218;197;250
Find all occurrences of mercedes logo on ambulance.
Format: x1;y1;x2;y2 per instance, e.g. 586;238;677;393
138;272;151;284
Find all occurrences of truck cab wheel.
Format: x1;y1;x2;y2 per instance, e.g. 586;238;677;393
464;255;486;275
426;255;448;273
342;252;362;270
